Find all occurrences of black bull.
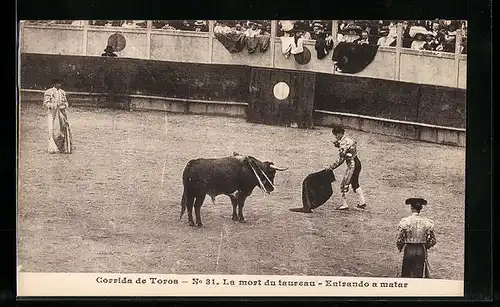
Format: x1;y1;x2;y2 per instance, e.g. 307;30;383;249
180;155;288;227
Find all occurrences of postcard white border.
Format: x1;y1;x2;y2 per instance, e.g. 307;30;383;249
17;272;464;297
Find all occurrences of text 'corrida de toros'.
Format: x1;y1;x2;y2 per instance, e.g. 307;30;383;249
96;277;179;285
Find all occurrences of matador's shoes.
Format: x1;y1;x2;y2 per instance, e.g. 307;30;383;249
356;203;367;209
336;204;349;210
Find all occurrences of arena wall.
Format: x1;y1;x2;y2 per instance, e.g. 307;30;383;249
314;73;466;128
19;53;466;146
20;89;466;147
20;24;467;89
19;24;467;146
20;53;466;128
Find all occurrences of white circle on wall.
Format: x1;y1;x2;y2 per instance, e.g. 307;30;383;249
273;82;290;100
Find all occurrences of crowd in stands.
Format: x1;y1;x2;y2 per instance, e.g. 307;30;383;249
213;20;271;36
277;20;333;39
277;20;467;54
335;20;467;54
24;20;87;26
23;20;209;31
23;19;467;54
88;20;210;31
151;20;208;32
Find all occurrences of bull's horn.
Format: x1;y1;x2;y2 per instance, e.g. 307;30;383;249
270;165;289;171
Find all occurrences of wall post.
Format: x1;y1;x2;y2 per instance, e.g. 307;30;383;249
146;20;152;59
332;20;338;42
19;21;25;54
454;29;463;88
208;20;215;64
82;20;89;56
270;20;277;68
395;22;403;81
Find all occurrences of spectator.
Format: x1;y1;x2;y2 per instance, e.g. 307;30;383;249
256;23;266;35
292;21;310;40
280;22;306;57
162;21;177;31
122;20;138;28
101;46;118;57
341;23;362;43
152;20;174;30
441;24;458;52
194;20;205;32
111;20;125;27
280;20;294;37
411;33;430;50
409;26;431;50
233;23;244;34
310;21;325;40
90;20;107;26
181;20;198;31
214;21;231;34
301;30;312;40
290;20;310;40
152;20;165;29
431;21;440;36
354;30;370;45
264;25;271;35
377;23;397;47
244;21;262;38
70;20;85;26
427;33;443;51
461;36;467;54
402;21;413;48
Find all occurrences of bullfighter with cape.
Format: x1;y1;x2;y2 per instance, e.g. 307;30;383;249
326;125;366;210
43;78;73;154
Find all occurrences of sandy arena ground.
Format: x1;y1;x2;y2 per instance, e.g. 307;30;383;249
18;103;465;280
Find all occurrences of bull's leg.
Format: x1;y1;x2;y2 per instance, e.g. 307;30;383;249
186;195;195;227
237;194;248;222
229;195;238;221
194;196;204;227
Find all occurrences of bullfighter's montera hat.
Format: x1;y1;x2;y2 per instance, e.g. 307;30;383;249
330;125;345;135
405;198;428;206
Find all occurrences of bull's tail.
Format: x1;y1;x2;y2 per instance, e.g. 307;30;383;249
180;162;192;221
180;190;187;221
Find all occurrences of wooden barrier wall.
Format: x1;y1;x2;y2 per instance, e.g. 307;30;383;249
314;73;466;128
20;53;250;103
20;53;466;129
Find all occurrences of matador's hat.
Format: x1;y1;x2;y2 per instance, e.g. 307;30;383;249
330;125;345;135
405;198;428;206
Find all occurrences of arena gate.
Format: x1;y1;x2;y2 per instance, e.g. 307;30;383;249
246;68;316;129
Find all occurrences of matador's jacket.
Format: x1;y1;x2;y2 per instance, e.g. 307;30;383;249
327;135;360;193
396;213;437;278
